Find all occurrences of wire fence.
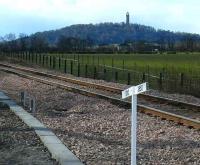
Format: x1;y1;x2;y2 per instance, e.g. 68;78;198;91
1;52;200;97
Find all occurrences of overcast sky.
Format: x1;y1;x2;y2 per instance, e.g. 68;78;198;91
0;0;200;37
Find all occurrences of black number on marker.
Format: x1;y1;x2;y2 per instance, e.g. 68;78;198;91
138;85;143;93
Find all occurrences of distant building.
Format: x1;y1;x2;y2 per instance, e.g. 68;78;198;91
126;12;130;25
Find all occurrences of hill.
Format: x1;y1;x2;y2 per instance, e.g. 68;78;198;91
33;22;200;46
1;23;200;52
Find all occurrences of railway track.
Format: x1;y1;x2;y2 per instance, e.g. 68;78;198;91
0;63;199;110
0;63;199;129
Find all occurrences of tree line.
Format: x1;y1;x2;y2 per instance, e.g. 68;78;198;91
1;23;200;53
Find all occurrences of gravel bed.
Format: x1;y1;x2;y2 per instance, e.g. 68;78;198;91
1;67;199;121
0;71;200;165
138;99;200;121
147;90;200;106
0;102;57;164
0;66;121;98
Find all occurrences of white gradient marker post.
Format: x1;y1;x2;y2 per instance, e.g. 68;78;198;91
122;82;147;165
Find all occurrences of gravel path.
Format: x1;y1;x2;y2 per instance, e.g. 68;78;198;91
0;71;199;165
0;102;57;164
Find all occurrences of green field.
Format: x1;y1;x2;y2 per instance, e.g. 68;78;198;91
62;53;200;77
53;52;200;96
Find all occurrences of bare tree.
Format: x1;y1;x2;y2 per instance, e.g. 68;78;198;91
4;33;16;41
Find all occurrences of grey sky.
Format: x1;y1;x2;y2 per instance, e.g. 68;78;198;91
0;0;199;37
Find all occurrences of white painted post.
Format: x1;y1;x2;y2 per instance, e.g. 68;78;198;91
131;94;137;165
122;82;147;165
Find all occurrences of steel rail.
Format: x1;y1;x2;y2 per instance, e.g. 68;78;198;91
0;67;199;129
0;63;199;110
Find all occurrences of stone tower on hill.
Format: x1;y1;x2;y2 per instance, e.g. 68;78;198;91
126;12;130;25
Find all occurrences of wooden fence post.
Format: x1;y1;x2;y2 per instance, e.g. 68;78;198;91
142;72;146;82
50;56;52;67
46;56;48;66
159;72;163;89
127;72;131;85
78;63;80;77
43;55;45;66
64;60;67;73
115;71;118;82
53;57;56;69
71;60;73;74
59;57;61;70
94;66;97;79
98;56;99;67
85;64;88;77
